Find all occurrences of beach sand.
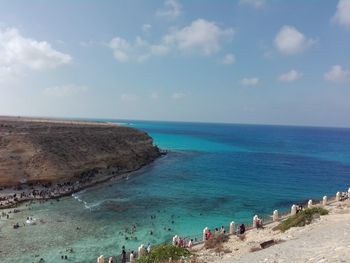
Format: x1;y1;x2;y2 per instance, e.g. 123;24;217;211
195;200;350;263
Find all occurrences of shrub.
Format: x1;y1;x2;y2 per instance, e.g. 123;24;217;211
135;244;192;263
277;207;328;232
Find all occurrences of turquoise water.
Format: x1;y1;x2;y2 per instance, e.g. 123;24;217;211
1;121;350;263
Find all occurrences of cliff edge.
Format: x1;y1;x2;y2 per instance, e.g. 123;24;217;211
0;117;161;187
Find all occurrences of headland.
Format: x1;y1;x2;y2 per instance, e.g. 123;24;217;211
0;116;161;208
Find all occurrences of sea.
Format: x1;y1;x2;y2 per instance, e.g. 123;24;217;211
1;120;350;263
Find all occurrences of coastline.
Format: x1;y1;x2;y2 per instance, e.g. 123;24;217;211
1;118;349;262
0;115;164;210
0;153;165;210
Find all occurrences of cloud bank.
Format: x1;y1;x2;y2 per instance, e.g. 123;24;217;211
109;19;234;62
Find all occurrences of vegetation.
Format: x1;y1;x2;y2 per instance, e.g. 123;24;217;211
276;207;329;232
135;244;193;263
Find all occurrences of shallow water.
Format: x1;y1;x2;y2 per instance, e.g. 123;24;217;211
1;121;350;262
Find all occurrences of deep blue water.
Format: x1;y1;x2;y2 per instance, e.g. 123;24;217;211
128;121;350;210
3;121;350;262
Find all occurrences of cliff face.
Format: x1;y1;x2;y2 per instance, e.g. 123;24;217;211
0;117;161;187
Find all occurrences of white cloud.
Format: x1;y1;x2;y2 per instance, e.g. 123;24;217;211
324;65;350;84
241;77;259;86
0;27;71;79
108;37;133;63
278;69;303;83
108;36;170;63
142;24;152;34
172;92;186;99
239;0;266;9
332;0;350;28
120;93;138;102
274;26;316;55
44;84;88;98
109;19;233;63
156;0;182;20
220;53;235;65
163;19;234;56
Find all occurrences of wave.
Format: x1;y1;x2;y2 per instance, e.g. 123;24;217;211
71;195;130;210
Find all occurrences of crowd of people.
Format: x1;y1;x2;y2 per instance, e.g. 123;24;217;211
0;182;79;209
0;168;118;209
172;235;194;249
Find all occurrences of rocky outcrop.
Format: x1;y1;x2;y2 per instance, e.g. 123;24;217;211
0;117;161;187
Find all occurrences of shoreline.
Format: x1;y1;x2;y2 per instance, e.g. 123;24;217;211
0;153;166;210
0;115;163;209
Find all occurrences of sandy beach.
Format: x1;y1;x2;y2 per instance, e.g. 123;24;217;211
194;199;350;263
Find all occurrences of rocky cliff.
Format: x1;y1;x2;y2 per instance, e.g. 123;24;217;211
0;117;161;187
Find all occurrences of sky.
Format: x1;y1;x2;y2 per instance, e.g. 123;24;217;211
0;0;350;127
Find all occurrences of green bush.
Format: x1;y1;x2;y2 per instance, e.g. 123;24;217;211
135;244;192;263
277;207;329;232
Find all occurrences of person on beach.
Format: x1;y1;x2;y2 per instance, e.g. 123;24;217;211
239;224;246;234
206;229;212;240
255;216;263;229
297;204;303;213
147;243;151;253
179;238;184;247
188;239;193;250
121;246;126;263
130;251;135;262
214;227;220;236
220;225;226;234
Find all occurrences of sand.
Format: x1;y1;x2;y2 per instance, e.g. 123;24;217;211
195;200;350;263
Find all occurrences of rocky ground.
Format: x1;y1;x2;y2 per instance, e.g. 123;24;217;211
194;199;350;263
0;116;161;208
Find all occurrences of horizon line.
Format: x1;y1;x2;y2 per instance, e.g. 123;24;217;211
1;114;350;130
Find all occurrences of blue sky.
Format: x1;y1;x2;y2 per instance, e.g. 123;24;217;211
0;0;350;127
